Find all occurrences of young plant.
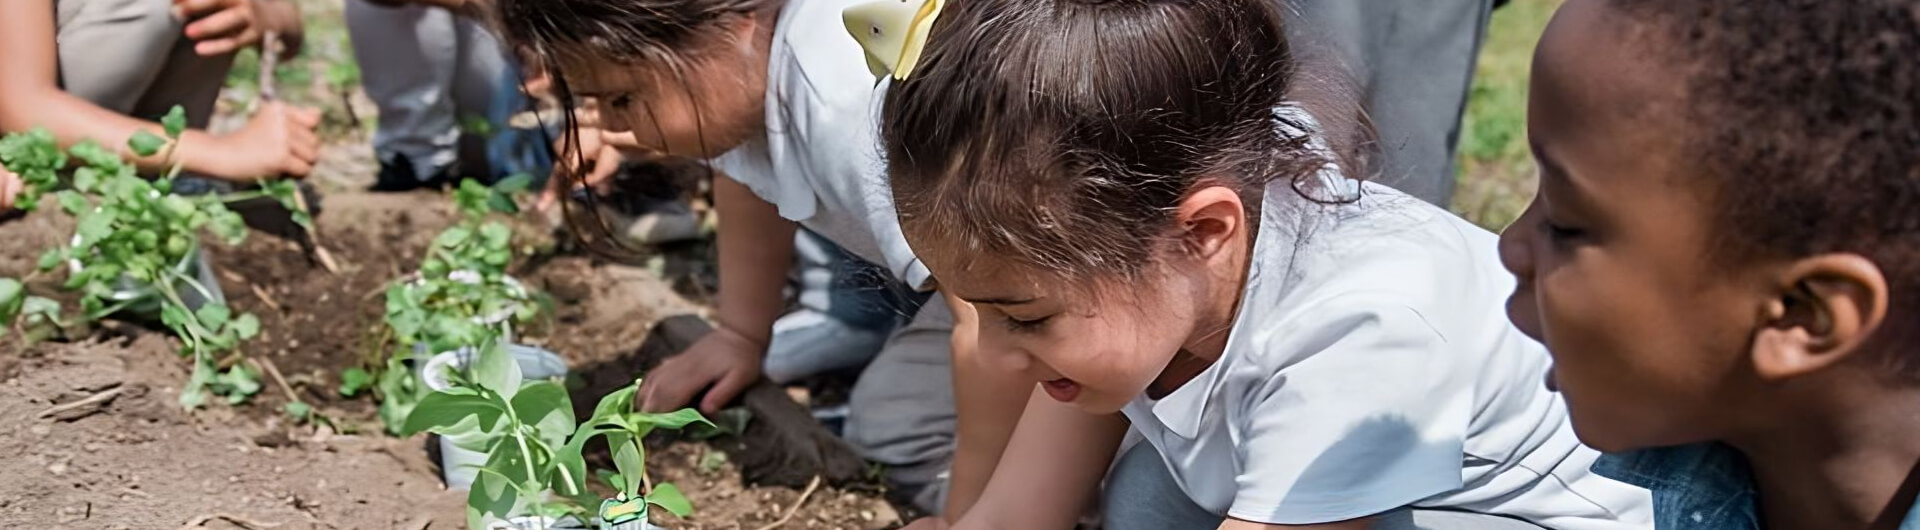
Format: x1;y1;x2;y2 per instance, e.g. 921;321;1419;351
0;106;312;409
377;176;538;433
398;338;583;529
562;382;711;529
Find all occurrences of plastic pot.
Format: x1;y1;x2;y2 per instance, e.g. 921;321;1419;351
419;343;569;490
67;236;224;315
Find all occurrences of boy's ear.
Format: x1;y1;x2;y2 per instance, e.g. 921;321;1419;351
1174;185;1245;263
1751;254;1890;381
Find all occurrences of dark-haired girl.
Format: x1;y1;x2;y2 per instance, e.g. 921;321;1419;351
862;1;1652;528
489;0;1035;514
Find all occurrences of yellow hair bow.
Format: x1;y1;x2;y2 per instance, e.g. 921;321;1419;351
843;0;946;80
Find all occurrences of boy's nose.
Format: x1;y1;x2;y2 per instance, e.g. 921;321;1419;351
1498;203;1539;282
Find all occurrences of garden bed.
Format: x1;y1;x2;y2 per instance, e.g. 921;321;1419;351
0;192;902;529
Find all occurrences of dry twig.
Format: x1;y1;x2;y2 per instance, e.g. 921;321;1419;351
37;384;123;421
181;512;281;529
750;475;823;530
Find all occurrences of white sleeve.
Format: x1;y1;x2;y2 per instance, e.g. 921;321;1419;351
1226;296;1474;524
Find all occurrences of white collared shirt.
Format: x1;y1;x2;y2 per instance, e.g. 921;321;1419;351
1120;179;1652;528
712;0;931;289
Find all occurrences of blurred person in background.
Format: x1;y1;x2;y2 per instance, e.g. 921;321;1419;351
1284;0;1502;207
0;0;320;191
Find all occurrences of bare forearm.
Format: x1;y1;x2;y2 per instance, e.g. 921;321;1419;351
944;291;1037;522
955;391;1128;530
0;89;233;177
711;174;795;349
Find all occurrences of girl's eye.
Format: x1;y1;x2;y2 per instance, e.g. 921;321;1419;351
608;94;635;109
1002;314;1054;334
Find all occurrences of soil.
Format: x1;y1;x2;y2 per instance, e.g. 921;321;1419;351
0;191;905;530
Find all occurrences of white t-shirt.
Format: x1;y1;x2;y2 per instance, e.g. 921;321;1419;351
1120;180;1653;529
711;0;931;289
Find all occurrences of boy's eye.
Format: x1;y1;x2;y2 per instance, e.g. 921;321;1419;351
1542;218;1588;246
1002;314;1054;334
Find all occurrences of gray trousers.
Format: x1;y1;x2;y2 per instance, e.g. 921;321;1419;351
1282;0;1495;207
842;296;955;513
1103;443;1545;530
344;0;511;179
55;0;233;130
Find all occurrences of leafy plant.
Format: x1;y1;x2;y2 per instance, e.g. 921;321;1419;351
0;106;312;409
564;382;710;529
375;176;537;434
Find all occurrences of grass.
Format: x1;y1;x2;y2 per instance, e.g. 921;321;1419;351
1451;0;1563;231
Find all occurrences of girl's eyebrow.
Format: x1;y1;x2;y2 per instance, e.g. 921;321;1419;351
964;296;1038;306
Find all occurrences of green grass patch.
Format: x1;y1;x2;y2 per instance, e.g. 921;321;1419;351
1452;0;1562;231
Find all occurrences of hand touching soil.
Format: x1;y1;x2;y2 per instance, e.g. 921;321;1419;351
639;326;765;414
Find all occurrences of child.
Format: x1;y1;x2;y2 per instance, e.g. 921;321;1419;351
1499;0;1920;528
867;0;1651;528
488;0;1035;514
0;0;319;185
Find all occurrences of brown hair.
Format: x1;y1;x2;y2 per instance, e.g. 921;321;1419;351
490;0;770;256
882;0;1371;284
1609;0;1920;371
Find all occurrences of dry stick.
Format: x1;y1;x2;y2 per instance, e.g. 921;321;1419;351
750;475;823;530
257;30;341;275
251;357;299;404
180;512;281;530
36;385;124;420
250;282;283;311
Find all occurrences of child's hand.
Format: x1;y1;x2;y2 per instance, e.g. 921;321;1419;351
538;127;626;212
0;166;21;211
175;0;302;57
638;326;766;414
206;101;321;181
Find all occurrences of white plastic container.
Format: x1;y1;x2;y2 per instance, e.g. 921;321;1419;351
419;343;569;490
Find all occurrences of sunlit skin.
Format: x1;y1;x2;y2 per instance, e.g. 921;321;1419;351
553;13;771;161
914;186;1253;414
1500;1;1920;528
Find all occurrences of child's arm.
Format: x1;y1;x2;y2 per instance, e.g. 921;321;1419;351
638;174;795;413
942;291;1040;522
0;0;320;181
943;390;1128;530
1218;518;1373;530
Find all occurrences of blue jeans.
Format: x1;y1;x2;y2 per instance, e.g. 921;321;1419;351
1101;443;1545;530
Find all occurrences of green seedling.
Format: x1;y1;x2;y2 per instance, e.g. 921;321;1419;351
563;382;711;529
0;105;310;409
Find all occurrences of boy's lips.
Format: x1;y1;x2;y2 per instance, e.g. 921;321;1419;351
1041;378;1081;402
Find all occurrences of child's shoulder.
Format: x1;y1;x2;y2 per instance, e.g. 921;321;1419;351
1267;182;1509;310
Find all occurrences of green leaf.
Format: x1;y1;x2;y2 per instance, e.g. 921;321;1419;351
509;381;575;447
127;130;167;158
399;390;503;436
161;106;188;139
194;304;232;330
486;193;519;215
483;433;536;486
0;278;24;324
36;248;64;271
214;365;262;404
646;482;694;518
432;226;473;250
466;468;520;529
610;433;644;495
591;383;639;420
230;313;260;340
68;141;121;170
290;211;312;228
285;401;312;420
492;174;533;195
75;210;113;245
626;409;713;432
71;167;100;194
55;191;88;215
160;304;193;331
470;342;522;399
338;367;373;397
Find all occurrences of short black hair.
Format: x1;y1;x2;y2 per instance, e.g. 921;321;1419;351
1612;0;1920;371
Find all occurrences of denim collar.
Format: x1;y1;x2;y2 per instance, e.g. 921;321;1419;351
1594;443;1920;529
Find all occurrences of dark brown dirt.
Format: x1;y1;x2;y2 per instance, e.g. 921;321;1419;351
0;190;904;529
